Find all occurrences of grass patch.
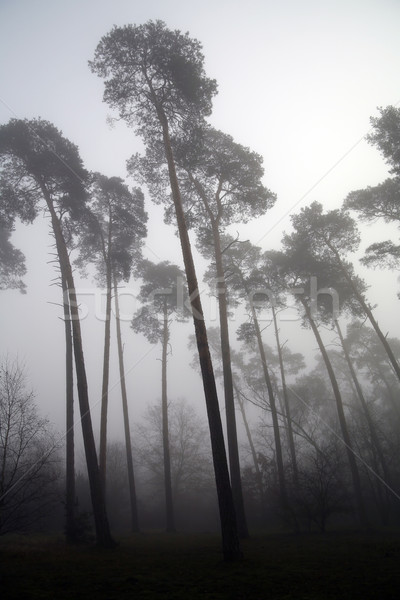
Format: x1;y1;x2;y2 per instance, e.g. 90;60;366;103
1;530;400;599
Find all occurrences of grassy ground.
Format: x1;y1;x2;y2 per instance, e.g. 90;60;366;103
1;529;400;599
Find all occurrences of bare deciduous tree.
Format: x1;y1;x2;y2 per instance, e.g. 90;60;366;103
0;357;61;535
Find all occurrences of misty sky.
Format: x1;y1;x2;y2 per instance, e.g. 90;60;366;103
1;0;400;442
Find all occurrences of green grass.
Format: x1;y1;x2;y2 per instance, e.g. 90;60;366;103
1;530;400;599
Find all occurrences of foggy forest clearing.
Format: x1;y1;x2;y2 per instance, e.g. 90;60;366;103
2;530;400;599
1;4;400;597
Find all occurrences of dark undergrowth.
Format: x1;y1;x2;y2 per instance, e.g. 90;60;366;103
1;529;400;599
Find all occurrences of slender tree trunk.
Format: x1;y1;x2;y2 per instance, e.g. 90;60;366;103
154;103;241;561
353;289;400;383
62;271;76;543
335;319;393;516
335;320;391;484
212;223;248;538
162;301;176;532
377;369;400;420
43;190;114;547
330;246;400;384
249;300;288;508
301;299;368;529
237;273;287;507
233;380;264;505
272;306;298;485
113;274;139;532
99;247;112;492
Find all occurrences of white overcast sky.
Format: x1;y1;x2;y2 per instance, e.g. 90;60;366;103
1;0;400;439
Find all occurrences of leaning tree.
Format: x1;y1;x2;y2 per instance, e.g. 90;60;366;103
218;239;290;509
268;232;369;528
130;126;276;537
90;20;241;560
289;201;400;384
0;118;114;547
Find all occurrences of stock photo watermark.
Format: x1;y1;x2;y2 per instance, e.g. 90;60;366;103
62;276;340;324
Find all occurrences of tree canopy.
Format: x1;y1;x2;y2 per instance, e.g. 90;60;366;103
89;20;217;141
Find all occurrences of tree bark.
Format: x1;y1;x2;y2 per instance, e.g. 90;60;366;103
113;274;140;533
43;188;114;547
154;103;241;561
162;301;176;532
301;299;368;529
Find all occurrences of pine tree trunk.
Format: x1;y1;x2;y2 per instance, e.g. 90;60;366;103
99;253;112;492
301;300;368;529
212;223;248;538
249;300;288;508
162;301;176;532
154;104;241;561
62;271;76;543
43;190;114;548
335;319;393;507
272;306;298;485
113;275;140;533
351;284;400;383
329;245;400;384
233;381;264;505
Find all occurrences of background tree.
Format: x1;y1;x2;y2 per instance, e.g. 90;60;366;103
134;398;214;524
0;357;61;535
288;201;400;383
218;239;289;510
91;20;241;559
344;106;400;268
164;126;275;538
267;238;369;528
0;226;26;293
75;173;147;498
113;273;140;533
0;118;114;547
346;321;400;421
334;320;393;509
131;259;188;532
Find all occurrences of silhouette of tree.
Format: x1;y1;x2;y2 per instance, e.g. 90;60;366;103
75;173;147;521
0;357;61;534
132;259;188;532
0;118;114;547
91;20;241;559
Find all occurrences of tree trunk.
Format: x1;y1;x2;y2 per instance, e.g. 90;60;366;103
233;380;264;506
99;245;112;492
335;319;393;512
113;274;140;533
212;222;248;538
352;286;400;383
155;104;241;561
301;299;368;529
272;305;298;485
43;190;114;548
62;271;76;543
330;245;400;384
249;300;288;508
162;301;176;532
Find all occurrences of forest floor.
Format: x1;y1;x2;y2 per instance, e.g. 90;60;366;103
1;529;400;599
